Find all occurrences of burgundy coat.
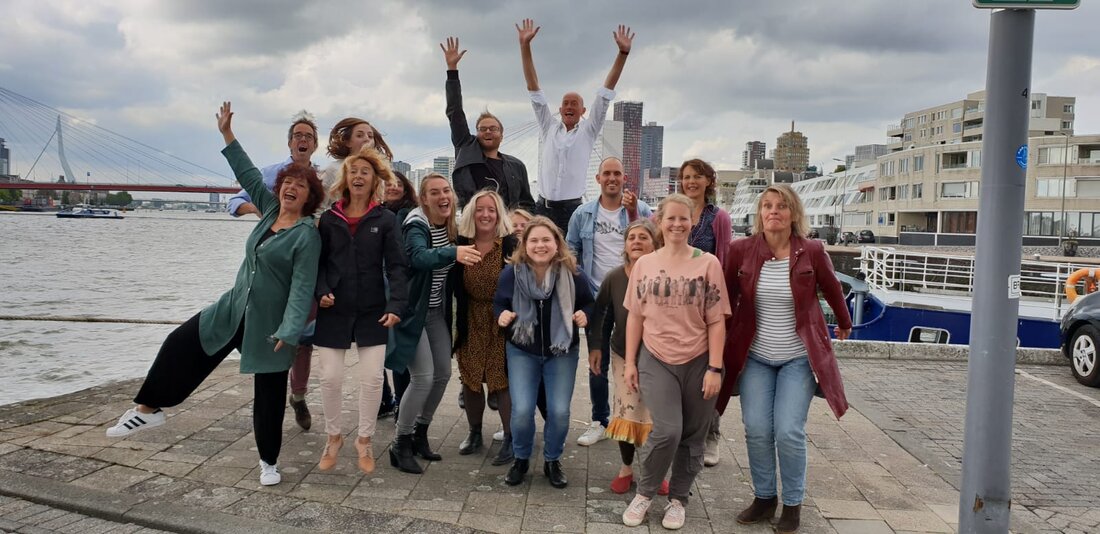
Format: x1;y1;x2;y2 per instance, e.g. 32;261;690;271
715;234;853;419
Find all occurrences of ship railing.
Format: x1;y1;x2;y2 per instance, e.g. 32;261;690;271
858;246;1083;320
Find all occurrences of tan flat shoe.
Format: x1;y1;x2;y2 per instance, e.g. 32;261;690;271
355;437;375;474
318;435;343;471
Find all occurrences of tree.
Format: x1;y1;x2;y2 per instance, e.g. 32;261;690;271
833;164;847;173
0;189;21;203
105;191;133;206
61;191;71;205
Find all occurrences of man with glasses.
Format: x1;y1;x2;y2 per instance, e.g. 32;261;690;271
516;18;634;232
442;37;533;210
225;112;319;432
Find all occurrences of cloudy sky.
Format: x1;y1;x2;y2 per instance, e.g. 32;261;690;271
2;0;1098;190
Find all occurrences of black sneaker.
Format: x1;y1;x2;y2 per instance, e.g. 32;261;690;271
505;458;529;486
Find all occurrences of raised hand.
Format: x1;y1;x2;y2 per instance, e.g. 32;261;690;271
516;18;540;47
621;189;637;213
440;36;467;70
216;101;235;142
613;24;634;54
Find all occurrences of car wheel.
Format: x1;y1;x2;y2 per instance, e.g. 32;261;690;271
1070;324;1100;387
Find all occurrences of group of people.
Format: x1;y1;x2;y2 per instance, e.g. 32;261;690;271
103;20;852;534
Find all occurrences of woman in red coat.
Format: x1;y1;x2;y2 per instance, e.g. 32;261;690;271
717;184;852;534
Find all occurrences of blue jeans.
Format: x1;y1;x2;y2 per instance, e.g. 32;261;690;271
738;353;816;506
588;339;611;426
507;343;579;462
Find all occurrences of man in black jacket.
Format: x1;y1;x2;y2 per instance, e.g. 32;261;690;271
442;36;534;210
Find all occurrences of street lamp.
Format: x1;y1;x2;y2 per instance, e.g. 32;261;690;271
1056;131;1071;247
832;158;847;239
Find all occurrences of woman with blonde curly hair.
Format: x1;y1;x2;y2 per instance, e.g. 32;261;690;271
312;146;408;474
494;216;594;489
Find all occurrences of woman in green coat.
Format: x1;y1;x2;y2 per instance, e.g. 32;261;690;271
106;102;322;488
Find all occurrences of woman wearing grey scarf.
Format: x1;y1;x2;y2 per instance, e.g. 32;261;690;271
493;216;594;489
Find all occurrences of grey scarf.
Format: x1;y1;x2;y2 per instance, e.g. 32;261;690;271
511;262;575;354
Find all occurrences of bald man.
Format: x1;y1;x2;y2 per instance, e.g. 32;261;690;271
516;18;635;232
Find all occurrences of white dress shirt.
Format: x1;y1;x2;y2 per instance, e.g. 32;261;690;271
530;87;616;201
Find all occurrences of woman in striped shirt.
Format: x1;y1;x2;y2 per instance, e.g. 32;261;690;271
718;184;852;534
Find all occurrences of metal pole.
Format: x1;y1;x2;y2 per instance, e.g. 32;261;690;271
958;8;1033;533
1058;132;1069;245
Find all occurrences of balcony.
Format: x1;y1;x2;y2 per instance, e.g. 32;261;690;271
887;124;904;138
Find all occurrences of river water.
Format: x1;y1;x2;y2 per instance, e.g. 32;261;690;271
1;210;255;406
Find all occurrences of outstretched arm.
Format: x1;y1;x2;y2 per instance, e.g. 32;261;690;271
516;18;541;91
603;25;634;90
442;36;473;147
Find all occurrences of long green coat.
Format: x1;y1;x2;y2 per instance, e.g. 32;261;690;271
198;140;321;374
385;207;456;373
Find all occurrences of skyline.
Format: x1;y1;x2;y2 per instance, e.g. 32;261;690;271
2;0;1098;186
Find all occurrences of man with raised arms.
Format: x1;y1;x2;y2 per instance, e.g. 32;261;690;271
517;18;635;233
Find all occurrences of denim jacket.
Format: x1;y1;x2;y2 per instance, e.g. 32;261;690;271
565;198;653;292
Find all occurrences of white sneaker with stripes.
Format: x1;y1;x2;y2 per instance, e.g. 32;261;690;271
105;408;165;437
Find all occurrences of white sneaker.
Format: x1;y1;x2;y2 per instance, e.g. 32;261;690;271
662;498;686;530
576;422;607;446
493;429;504;442
622;494;652;527
105;408;165;438
259;460;281;486
703;432;721;466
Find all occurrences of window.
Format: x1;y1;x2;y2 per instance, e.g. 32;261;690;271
1032;100;1042;110
899;158;909;173
968;149;982;168
943;152;968;169
952;107;963;119
898;184;909;200
913;155;925;172
1038;146;1073;165
943;212;978;234
913;183;923;199
953;122;962;134
939;181;979;199
1062;120;1073;130
1036;178;1076;198
1064;104;1075;113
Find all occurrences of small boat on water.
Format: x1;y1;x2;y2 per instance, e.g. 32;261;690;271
56;207;124;219
830;246;1092;349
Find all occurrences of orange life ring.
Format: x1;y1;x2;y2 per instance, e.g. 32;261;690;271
1065;268;1100;303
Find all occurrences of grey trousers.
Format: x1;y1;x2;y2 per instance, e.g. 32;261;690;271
636;344;718;504
396;306;453;435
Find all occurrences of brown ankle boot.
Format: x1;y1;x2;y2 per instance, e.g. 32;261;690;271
736;496;778;524
776;504;801;533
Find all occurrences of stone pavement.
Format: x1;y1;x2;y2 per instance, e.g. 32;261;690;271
0;495;171;534
0;349;1071;533
840;360;1100;534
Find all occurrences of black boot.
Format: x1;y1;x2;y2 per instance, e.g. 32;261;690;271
505;458;529;486
736;496;778;524
543;460;567;488
776;504;801;534
491;433;514;466
412;422;442;461
459;424;483;455
388;434;423;474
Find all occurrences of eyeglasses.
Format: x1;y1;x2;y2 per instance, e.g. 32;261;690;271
292;133;316;141
477;126;501;133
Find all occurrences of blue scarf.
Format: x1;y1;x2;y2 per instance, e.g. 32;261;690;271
511;262;575;354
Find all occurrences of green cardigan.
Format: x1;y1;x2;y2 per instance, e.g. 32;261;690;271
385;207;456;373
199;140;321;374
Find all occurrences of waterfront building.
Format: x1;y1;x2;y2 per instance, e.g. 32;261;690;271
742;140;766;170
851;144;887;168
641;121;664;172
775;122;809;173
613;101;643;192
392;160;411;175
0;138;9;176
640;166;678;204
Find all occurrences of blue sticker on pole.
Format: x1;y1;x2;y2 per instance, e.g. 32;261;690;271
1015;145;1028;169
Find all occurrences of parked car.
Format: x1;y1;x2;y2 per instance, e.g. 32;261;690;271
858;230;876;243
1060;290;1100;387
839;231;857;245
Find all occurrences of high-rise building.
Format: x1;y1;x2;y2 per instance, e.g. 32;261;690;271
641;166;679;203
584;120;625;201
775;122;809;173
432;156;455;178
851;144;887;168
641;122;664;173
392;160;411;176
613;101;643;192
742;141;766;170
0;138;9;176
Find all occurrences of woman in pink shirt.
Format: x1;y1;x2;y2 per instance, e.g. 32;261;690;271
620;194;731;530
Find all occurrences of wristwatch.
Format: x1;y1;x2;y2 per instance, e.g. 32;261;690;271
706;365;723;374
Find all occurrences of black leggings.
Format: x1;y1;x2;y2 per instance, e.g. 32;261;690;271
620;441;636;466
134;312;288;465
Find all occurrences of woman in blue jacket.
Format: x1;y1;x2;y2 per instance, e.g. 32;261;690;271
106;102;322;488
313;146;408;475
495;216;594;489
